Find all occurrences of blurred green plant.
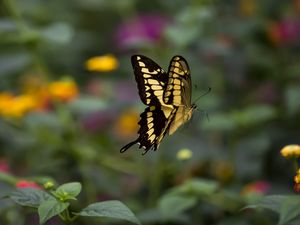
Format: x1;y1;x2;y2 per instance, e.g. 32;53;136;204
7;182;141;225
1;0;300;224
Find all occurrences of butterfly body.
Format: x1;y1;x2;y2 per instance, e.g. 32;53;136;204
120;55;195;154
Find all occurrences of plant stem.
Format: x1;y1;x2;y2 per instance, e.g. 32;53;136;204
148;152;164;206
3;0;26;32
60;208;73;225
3;0;50;78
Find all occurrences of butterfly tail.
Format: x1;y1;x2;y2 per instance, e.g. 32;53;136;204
120;140;139;153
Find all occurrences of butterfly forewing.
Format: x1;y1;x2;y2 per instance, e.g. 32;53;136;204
163;56;192;107
131;55;168;106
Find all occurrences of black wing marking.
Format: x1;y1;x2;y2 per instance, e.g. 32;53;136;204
120;105;175;154
131;55;168;106
163;56;192;107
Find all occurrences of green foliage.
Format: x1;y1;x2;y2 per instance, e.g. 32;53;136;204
38;200;69;224
53;182;82;201
246;195;300;225
78;201;142;225
10;188;54;208
8;182;141;225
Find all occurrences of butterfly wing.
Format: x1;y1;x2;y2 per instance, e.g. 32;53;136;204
163;56;194;135
163;56;192;107
131;55;168;106
120;105;176;154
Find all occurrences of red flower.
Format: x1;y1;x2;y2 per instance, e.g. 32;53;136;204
16;180;42;189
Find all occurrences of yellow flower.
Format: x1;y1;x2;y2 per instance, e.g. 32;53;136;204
85;54;119;72
280;145;300;158
176;148;193;160
0;93;37;118
48;79;78;102
115;109;139;138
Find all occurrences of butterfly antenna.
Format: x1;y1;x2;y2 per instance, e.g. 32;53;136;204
193;87;211;104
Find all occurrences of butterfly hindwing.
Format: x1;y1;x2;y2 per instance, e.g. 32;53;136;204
131;55;168;106
164;56;192;107
120;105;175;154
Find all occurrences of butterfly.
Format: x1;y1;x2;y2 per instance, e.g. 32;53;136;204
120;55;196;154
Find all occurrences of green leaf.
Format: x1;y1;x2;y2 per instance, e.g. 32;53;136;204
54;182;81;201
279;196;300;225
165;25;199;47
245;195;287;213
0;52;31;76
40;22;73;44
285;85;300;116
38;199;69;224
158;195;197;217
77;200;141;225
9;188;53;208
233;104;276;127
68;96;108;115
171;179;218;196
201;113;236;131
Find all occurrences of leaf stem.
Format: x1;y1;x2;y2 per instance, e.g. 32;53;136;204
61;208;73;225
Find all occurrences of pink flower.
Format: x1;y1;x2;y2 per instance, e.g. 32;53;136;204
82;110;116;132
268;19;300;46
115;14;170;49
0;159;10;173
16;180;42;189
254;82;278;104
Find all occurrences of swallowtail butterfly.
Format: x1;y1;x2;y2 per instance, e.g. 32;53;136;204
120;55;196;154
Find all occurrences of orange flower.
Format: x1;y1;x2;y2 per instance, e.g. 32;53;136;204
85;54;119;72
0;93;37;118
0;93;14;115
21;74;50;110
115;109;139;138
267;22;281;46
48;79;78;102
294;169;300;193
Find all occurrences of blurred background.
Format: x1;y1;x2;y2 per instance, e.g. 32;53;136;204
1;0;300;224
